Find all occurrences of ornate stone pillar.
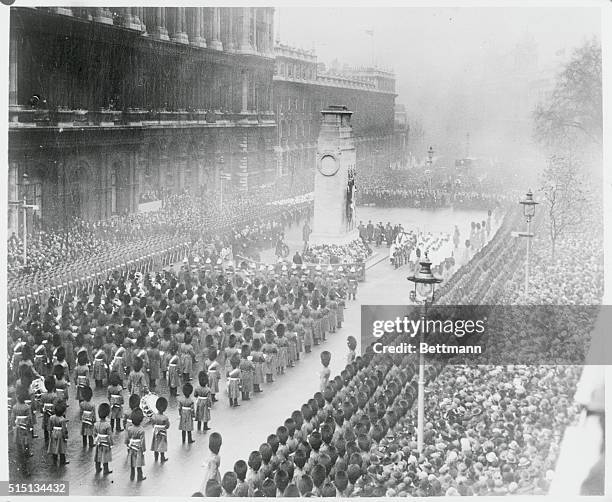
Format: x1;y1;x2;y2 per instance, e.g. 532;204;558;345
9;28;19;107
143;8;154;34
171;7;189;44
251;8;257;53
189;8;206;47
239;8;252;53
226;8;235;52
209;8;223;50
132;8;145;32
51;7;73;16
151;8;169;40
261;9;268;55
268;8;275;56
241;72;250;113
202;8;213;45
121;8;138;30
93;7;113;25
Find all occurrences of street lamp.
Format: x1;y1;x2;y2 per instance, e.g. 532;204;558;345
407;252;442;454
427;146;434;167
518;189;538;297
9;173;39;269
21;173;29;267
424;169;432;190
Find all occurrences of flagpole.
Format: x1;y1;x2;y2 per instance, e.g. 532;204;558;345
366;28;375;67
371;31;374;67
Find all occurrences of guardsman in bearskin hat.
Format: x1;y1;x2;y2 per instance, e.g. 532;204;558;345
125;408;147;481
239;344;255;401
178;382;196;444
47;399;69;466
227;353;242;407
39;375;57;442
262;330;278;384
276;323;288;376
74;350;91;401
93;402;113;475
164;341;180;397
12;385;35;465
151;396;170;462
79;385;96;448
205;346;221;403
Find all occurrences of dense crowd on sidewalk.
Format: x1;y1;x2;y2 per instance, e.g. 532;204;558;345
356;168;515;210
7;186;313;297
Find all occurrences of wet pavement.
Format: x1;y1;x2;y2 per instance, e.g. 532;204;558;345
7;207;491;496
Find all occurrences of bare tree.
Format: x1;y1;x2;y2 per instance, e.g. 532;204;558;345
534;38;602;152
540;154;590;260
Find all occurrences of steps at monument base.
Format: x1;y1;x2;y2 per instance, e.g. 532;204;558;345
365;251;387;270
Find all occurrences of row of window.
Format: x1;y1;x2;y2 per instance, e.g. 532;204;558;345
278;120;312;141
275;61;316;81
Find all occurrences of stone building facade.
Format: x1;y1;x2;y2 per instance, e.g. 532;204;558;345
273;44;402;191
8;7;404;235
8;7;276;232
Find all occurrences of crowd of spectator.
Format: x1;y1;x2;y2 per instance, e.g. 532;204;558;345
358;187;506;210
356;167;515;210
7;189;313;299
139;188;171;204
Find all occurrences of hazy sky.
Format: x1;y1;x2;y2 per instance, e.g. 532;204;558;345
277;7;600;110
277;6;601;158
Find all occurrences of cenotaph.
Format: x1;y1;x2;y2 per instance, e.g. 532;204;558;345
309;105;358;245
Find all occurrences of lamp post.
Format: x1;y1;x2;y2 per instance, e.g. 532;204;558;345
9;173;39;268
407;252;442;454
426;146;434;189
424;169;432;190
518;189;538;297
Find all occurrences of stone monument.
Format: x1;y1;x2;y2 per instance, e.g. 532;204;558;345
310;105;359;245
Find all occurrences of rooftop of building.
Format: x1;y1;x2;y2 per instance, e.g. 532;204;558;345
274;43;317;63
344;66;395;78
273;41;397;94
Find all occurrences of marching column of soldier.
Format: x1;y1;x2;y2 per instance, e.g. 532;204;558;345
8;256;360;481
